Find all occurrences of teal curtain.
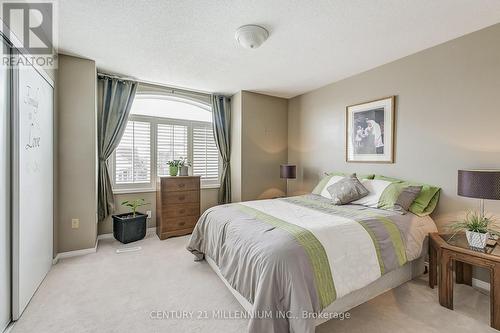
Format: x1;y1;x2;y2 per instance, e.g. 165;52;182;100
97;76;138;221
211;95;231;204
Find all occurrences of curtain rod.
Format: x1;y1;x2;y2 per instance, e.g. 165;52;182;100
97;71;213;97
97;72;135;82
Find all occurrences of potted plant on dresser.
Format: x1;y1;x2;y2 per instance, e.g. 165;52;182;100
178;157;191;176
112;199;149;244
167;159;182;176
449;211;498;249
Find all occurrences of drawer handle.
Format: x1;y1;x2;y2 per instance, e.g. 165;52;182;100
178;183;186;188
179;221;186;226
178;195;185;201
179;209;186;214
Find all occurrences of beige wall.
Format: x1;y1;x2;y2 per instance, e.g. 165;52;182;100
53;64;59;257
230;92;242;202
56;54;98;253
231;91;288;202
288;23;500;230
98;188;219;234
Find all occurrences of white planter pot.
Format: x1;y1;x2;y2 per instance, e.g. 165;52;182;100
465;230;488;249
179;166;189;176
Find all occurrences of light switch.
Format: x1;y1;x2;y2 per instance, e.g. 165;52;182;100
71;218;79;229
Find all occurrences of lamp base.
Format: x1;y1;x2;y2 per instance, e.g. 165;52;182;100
480;198;485;219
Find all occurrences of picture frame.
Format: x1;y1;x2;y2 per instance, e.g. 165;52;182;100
346;96;395;163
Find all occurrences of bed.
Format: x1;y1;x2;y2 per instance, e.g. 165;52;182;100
187;194;437;333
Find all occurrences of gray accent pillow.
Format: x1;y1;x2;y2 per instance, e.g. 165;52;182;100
394;186;423;213
327;174;369;205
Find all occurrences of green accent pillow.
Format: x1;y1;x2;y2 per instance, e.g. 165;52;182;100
312;172;375;195
374;175;441;216
377;182;406;210
312;174;334;195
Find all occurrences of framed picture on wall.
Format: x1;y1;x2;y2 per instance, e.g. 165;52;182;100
346;96;395;163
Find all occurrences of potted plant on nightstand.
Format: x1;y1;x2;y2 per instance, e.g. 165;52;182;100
449;211;498;249
112;199;149;244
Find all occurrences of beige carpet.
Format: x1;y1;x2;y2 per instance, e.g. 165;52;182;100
11;232;496;333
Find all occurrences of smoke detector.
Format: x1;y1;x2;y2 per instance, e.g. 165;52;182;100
235;25;269;49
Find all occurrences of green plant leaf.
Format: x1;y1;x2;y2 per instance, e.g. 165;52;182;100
447;210;496;234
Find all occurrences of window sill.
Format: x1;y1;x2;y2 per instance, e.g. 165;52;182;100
201;184;220;190
113;188;156;195
112;184;220;195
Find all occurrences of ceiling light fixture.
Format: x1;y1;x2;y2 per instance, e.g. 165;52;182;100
235;25;269;49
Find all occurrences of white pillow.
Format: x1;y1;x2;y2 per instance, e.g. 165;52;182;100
351;179;392;207
319;176;345;199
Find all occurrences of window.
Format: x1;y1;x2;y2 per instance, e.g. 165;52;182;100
114;121;151;184
112;96;219;192
193;124;219;180
157;123;188;176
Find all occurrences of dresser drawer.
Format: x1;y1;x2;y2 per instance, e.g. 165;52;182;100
163;177;200;192
163;190;199;204
162;216;198;232
164;203;200;217
156;176;201;240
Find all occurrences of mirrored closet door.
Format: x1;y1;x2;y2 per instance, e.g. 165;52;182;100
0;36;11;332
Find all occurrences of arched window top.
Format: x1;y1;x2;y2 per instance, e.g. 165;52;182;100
131;95;212;122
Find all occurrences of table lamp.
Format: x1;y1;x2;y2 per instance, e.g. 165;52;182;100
458;169;500;217
280;164;296;197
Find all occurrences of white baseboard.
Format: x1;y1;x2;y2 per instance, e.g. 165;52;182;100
52;240;98;265
97;232;114;241
52;227;158;264
97;226;156;240
2;321;15;333
472;278;490;292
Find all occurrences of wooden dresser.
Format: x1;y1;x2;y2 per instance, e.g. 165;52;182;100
156;176;201;240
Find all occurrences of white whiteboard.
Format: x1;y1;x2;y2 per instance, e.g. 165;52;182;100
12;55;54;320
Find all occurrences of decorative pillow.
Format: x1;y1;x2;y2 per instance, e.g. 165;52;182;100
327;174;368;205
326;171;375;180
393;186;423;213
374;175;441;216
312;175;345;199
351;179;393;207
377;182;406;210
312;172;374;199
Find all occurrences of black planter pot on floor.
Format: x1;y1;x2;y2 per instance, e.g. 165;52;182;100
112;212;147;244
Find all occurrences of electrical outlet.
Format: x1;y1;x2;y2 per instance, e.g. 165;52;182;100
146;210;152;218
71;218;80;229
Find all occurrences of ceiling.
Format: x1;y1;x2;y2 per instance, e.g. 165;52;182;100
58;0;500;98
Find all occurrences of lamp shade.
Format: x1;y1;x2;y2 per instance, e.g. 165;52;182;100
457;170;500;200
280;164;296;179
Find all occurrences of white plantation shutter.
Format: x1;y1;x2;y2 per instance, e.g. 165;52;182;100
113;99;220;191
157;123;188;176
193;123;219;183
114;120;151;184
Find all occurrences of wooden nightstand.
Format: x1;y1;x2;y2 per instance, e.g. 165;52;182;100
429;232;500;330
